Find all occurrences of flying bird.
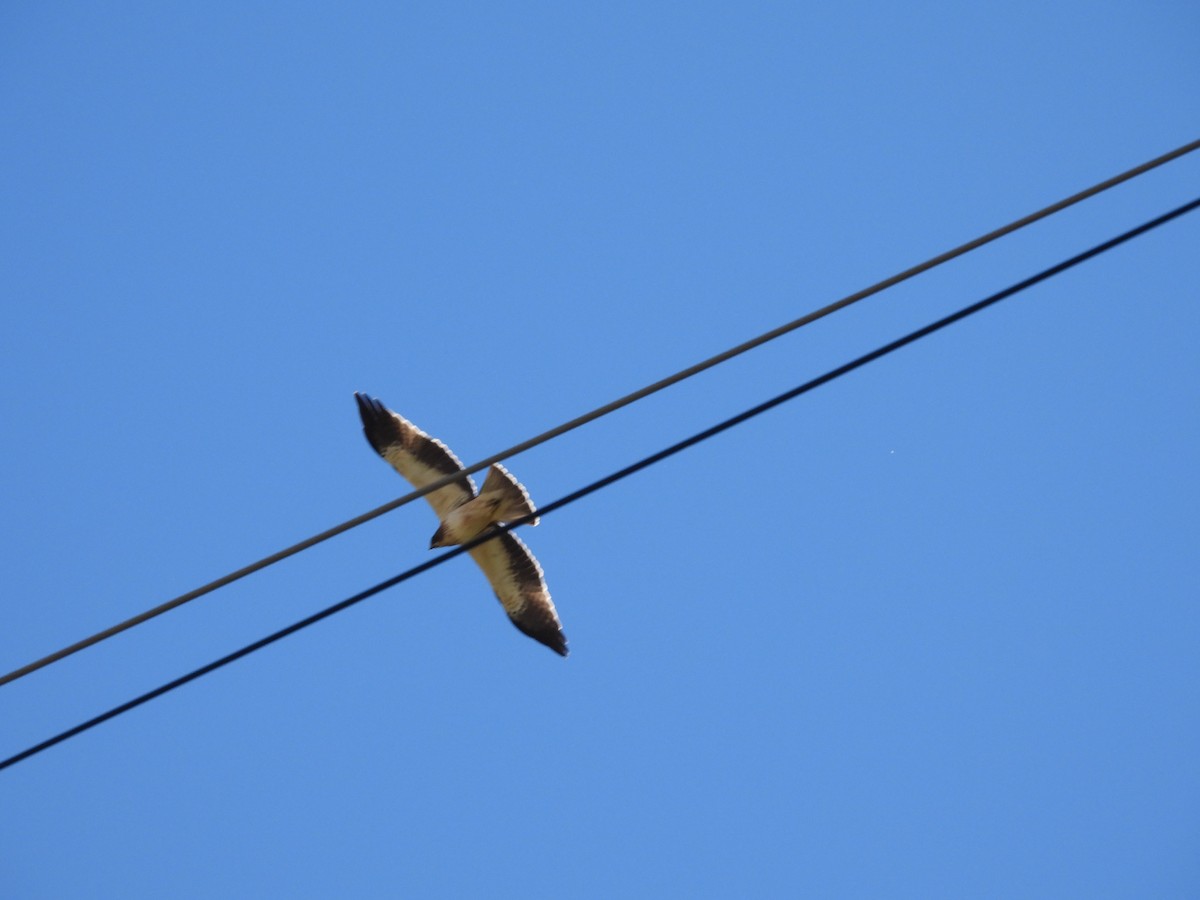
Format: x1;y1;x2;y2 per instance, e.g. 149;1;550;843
354;392;568;656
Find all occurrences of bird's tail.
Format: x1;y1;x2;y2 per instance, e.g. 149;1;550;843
480;464;540;526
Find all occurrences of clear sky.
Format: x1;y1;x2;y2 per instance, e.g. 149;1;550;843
2;3;1198;897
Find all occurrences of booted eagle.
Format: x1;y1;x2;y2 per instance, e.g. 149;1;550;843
354;392;568;656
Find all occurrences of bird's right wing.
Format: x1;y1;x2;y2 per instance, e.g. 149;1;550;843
469;529;567;656
354;393;476;520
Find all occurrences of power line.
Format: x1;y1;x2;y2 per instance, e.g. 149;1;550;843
4;194;1196;772
2;139;1197;690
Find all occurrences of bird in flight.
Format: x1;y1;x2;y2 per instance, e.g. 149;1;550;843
354;392;568;656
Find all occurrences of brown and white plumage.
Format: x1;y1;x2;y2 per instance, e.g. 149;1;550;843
354;392;568;656
354;392;476;521
467;530;565;656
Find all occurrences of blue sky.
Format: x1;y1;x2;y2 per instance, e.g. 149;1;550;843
2;2;1198;896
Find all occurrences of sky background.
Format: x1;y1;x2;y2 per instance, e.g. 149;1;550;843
2;3;1198;897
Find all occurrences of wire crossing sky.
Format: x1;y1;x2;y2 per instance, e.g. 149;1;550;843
5;193;1195;773
2;137;1197;690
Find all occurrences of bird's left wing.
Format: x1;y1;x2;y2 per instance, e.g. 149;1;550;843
354;392;476;520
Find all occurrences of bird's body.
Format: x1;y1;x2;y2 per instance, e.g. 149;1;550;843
432;494;505;548
354;392;567;656
430;463;540;548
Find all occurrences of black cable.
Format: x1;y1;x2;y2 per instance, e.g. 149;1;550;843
3;195;1196;772
4;139;1197;688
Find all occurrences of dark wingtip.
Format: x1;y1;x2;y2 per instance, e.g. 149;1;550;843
544;631;569;657
509;615;569;657
354;391;380;424
354;392;399;455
